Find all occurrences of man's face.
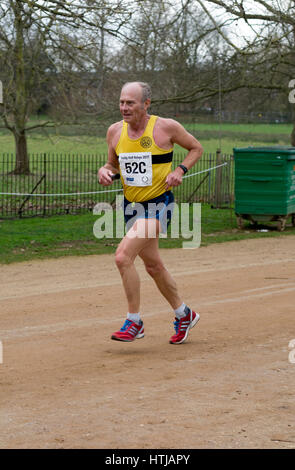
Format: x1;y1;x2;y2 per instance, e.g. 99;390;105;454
119;85;149;125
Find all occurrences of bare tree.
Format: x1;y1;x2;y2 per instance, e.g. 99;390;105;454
182;0;295;140
111;0;224;117
0;0;131;174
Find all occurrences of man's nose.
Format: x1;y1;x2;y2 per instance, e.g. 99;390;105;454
122;103;130;112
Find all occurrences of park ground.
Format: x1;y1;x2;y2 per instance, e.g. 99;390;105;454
1;120;295;449
0;235;295;449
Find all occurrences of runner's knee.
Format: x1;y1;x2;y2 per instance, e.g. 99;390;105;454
144;260;165;278
115;248;133;271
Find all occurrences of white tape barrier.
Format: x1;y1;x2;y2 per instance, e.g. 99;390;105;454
183;162;227;178
0;162;228;197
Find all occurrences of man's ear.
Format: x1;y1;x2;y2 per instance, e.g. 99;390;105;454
144;99;151;111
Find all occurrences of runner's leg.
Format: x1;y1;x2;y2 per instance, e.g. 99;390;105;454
138;235;182;310
115;218;160;313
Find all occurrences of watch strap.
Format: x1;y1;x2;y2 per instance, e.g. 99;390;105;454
178;164;188;174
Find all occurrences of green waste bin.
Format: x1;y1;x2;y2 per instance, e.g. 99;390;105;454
233;146;295;231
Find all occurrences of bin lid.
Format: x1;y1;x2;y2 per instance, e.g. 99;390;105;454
233;146;295;160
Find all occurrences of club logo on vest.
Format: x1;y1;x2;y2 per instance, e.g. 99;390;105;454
140;136;152;148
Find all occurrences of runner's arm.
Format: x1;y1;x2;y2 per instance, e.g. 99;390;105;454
166;120;203;188
98;125;120;186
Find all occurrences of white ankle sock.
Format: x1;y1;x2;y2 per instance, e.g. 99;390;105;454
174;303;190;319
127;313;141;324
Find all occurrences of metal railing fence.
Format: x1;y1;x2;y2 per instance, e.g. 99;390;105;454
0;151;234;218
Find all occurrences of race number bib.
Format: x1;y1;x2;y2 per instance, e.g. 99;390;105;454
119;152;153;186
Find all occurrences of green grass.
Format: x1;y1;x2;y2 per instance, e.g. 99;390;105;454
0;205;294;264
0;212;116;264
0;121;292;156
182;122;292;135
0;134;290;160
0;134;108;155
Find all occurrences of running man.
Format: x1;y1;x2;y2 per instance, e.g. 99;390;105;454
98;82;203;344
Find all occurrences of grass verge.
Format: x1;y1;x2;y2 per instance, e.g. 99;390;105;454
0;121;291;156
0;205;294;264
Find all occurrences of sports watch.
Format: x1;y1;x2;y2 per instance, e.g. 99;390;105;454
178;164;188;175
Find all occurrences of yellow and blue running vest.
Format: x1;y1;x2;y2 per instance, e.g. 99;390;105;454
115;115;173;202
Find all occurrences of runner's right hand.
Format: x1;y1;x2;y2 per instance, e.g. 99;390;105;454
98;167;114;186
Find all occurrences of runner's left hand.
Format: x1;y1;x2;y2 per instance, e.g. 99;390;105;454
165;167;184;189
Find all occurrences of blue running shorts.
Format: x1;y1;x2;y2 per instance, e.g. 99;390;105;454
123;191;175;234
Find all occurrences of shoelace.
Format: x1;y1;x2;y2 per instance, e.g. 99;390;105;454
173;318;180;333
174;315;192;333
120;319;132;332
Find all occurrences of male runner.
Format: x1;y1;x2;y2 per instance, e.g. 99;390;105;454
98;81;203;344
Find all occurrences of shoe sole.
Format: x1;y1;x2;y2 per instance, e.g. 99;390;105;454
111;332;144;342
169;313;200;345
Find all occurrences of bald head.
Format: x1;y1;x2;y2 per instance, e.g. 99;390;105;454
121;82;151;104
119;81;151;124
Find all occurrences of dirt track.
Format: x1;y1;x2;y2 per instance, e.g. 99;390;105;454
1;236;295;449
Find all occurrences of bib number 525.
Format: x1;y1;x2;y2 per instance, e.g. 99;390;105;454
125;161;147;174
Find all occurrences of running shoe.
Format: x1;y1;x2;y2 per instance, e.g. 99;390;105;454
111;319;144;342
169;310;200;345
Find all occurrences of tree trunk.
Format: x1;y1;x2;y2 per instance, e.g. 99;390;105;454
97;26;105;101
11;130;30;175
9;2;30;175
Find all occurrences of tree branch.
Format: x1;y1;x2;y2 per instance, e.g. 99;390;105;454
199;0;295;25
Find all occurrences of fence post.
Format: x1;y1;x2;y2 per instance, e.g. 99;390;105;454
208;153;212;203
43;153;47;216
214;148;222;208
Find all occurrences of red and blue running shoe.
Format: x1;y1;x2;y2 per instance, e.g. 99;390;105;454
111;319;144;342
169;310;200;345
